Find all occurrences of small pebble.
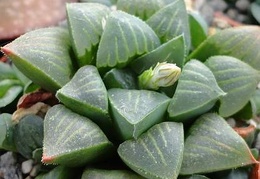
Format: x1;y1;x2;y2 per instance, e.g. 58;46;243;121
226;8;239;20
0;152;22;179
30;164;42;177
235;0;250;12
21;159;34;174
208;0;228;11
226;118;236;128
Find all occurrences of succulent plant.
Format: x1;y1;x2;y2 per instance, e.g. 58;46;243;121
1;0;260;178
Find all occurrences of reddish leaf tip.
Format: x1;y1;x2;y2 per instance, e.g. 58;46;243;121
1;46;13;56
42;154;55;164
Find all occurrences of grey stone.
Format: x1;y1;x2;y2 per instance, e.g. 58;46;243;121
21;159;34;174
236;0;250;12
0;152;22;179
208;0;228;11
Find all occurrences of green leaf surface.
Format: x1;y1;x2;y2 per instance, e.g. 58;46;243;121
42;104;113;167
56;65;110;130
0;79;22;98
180;113;257;175
131;35;185;74
1;27;74;92
0;86;22;108
251;89;260;116
205;56;260;117
146;0;190;52
96;10;160;70
188;11;208;49
103;68;138;89
116;0;172;20
108;88;170;140
180;175;210;179
81;168;144;179
118;122;184;179
0;62;16;80
0;113;16;151
167;60;225;123
66;3;110;67
80;0;113;6
251;2;260;24
36;165;77;179
188;26;260;71
14;115;43;159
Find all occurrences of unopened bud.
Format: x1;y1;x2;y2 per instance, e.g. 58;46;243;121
138;62;181;90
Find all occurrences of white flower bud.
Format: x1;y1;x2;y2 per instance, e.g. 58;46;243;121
138;62;181;90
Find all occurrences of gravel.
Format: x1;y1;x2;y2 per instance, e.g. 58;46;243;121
0;152;22;179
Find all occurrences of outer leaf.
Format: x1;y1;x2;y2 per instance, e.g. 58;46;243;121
108;88;170;140
66;3;110;67
81;168;144;179
36;165;77;179
96;10;160;70
188;11;208;49
42;104;113;167
251;89;260;116
251;2;260;24
0;62;16;80
131;35;185;74
0;113;16;151
0;86;22;108
146;0;190;53
118;122;184;179
80;0;113;6
116;0;172;20
0;79;22;98
188;26;260;71
167;60;226;122
14;115;43;159
56;65;110;131
180;113;257;175
205;56;260;117
1;27;74;92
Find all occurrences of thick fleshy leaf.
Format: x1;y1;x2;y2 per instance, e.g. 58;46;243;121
251;89;260;116
0;79;22;98
0;113;16;151
188;11;208;49
0;86;23;108
36;165;77;179
205;56;260;117
14;114;44;159
103;68;138;89
167;60;226;123
188;26;260;71
96;10;160;70
0;62;16;80
42;104;113;167
146;0;190;52
1;27;74;92
251;2;260;24
180;113;257;175
108;88;170;140
116;0;172;20
118;122;184;179
66;3;110;67
81;168;144;179
179;175;209;179
80;0;113;6
131;35;185;74
56;65;110;131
